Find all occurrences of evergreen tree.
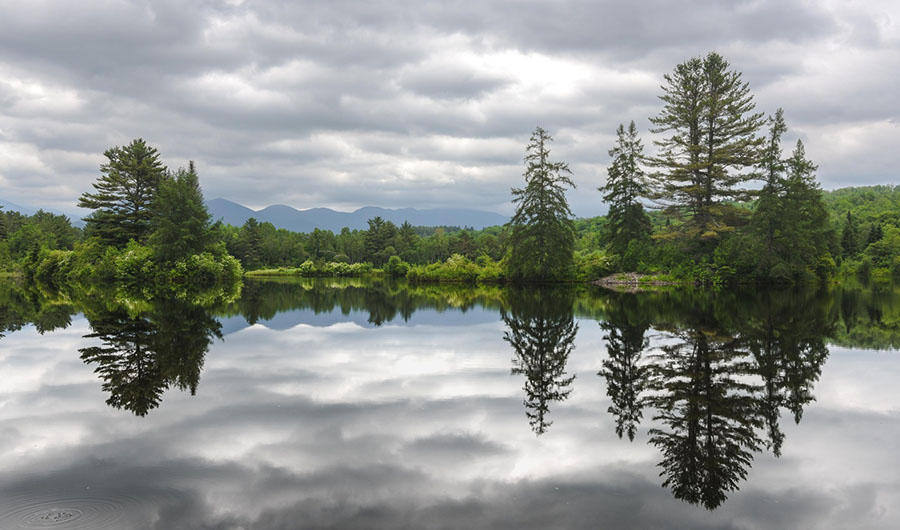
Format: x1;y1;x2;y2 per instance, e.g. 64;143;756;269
600;121;651;261
237;218;263;270
364;216;398;265
750;112;831;280
78;138;167;247
149;162;215;264
866;223;883;247
507;127;576;280
841;211;860;258
396;221;420;262
781;140;831;272
650;52;765;242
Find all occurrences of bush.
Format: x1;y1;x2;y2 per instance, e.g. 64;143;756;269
34;250;73;286
384;255;410;277
574;250;615;281
114;241;155;286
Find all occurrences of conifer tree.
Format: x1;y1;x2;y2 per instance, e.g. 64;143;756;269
841;211;860;258
751;111;831;281
650;52;765;242
507;127;576;280
149;162;216;264
78;138;166;246
600;121;651;261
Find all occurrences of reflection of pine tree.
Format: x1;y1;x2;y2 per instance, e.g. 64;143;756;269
80;315;164;416
645;328;762;510
503;288;578;435
79;298;221;416
745;292;830;454
599;303;650;441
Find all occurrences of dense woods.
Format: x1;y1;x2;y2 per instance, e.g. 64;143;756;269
2;52;900;286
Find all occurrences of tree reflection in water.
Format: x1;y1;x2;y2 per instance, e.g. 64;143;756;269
598;288;832;509
503;287;578;435
79;297;222;416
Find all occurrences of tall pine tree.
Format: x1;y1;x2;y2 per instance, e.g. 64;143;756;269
751;111;831;281
650;52;765;243
78;138;166;247
148;161;216;264
506;127;576;280
600;121;651;263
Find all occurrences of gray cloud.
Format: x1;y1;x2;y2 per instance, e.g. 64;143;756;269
0;0;897;217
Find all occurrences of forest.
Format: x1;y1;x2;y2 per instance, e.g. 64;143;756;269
2;52;900;287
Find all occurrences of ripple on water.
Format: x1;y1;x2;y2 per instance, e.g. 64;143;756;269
0;491;150;530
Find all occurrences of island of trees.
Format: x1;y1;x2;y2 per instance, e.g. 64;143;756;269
2;52;900;288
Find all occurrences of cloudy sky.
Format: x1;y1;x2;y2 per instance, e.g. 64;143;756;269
1;0;898;217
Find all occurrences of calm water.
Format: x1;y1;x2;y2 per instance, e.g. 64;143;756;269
1;278;899;529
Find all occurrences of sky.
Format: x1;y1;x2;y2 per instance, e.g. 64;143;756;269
1;0;898;218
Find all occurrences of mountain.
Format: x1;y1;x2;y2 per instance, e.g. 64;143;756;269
206;198;508;232
0;199;86;227
0;199;37;216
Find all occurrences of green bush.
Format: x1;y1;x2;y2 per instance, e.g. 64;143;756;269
384;255;410;277
574;250;615;281
114;241;155;286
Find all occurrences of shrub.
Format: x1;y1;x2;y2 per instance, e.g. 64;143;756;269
384;255;410;277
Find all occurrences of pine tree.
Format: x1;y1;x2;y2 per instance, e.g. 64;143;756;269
507;127;576;280
600;121;651;260
78;138;167;247
149;162;215;264
650;52;765;242
751;111;831;281
841;211;860;258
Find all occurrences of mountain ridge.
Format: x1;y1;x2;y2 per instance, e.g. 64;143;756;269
207;198;508;232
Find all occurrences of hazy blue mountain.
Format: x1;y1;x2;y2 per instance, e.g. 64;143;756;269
207;198;507;232
0;198;86;227
0;199;37;216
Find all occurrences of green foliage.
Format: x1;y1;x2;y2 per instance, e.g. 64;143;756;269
841;211;861;258
78;138;166;247
747;113;833;283
507;127;576;280
600;121;651;257
573;250;616;281
650;52;765;242
407;254;492;283
149;162;216;264
384;255;410;277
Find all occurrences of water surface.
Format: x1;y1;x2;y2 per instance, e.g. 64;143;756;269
1;278;898;529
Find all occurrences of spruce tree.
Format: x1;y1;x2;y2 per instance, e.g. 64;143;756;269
78;138;166;247
751;111;831;281
507;127;576;280
149;162;216;264
650;52;765;241
841;211;860;258
599;121;651;262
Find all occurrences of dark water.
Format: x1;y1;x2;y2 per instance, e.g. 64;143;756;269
1;278;899;529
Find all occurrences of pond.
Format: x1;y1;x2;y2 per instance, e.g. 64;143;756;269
0;277;898;529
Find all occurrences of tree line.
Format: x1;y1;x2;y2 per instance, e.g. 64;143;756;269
4;51;900;285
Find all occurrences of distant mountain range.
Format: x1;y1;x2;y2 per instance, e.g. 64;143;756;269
206;198;508;232
0;197;508;232
0;198;86;227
